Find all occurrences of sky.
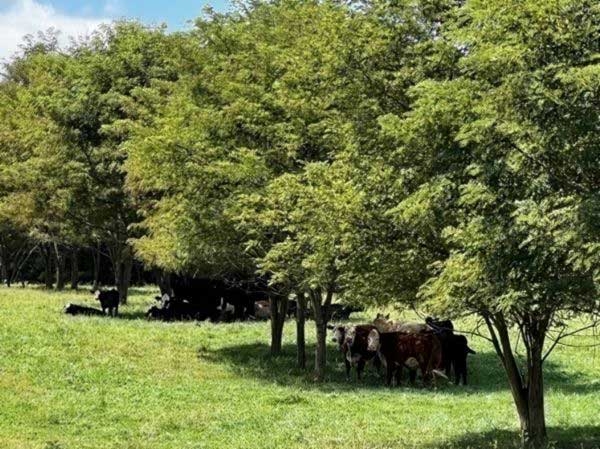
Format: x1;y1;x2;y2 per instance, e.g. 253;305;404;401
0;0;231;62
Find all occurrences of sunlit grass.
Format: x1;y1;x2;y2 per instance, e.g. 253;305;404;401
0;287;598;449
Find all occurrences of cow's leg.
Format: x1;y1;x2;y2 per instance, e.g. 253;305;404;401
395;365;402;387
373;355;381;373
386;364;394;387
357;359;365;381
114;304;119;317
344;357;351;381
102;306;107;316
420;362;430;386
408;368;416;385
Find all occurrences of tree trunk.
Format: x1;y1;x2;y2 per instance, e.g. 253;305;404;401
521;344;547;449
42;244;53;289
296;292;307;369
54;242;66;290
485;314;548;449
92;242;101;291
70;248;79;290
113;245;133;305
311;288;334;381
0;250;7;286
155;269;171;296
270;293;288;356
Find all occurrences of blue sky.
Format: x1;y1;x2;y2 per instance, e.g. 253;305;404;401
41;0;231;29
0;0;231;61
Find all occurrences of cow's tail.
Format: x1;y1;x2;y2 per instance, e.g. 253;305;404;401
432;369;448;379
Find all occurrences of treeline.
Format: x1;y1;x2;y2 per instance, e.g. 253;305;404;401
1;1;599;447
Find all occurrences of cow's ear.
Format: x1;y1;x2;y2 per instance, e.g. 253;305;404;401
327;324;335;330
385;314;390;319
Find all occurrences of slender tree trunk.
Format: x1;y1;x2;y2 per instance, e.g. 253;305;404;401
522;343;546;449
270;293;288;356
70;247;79;290
311;288;334;381
296;292;307;369
92;242;101;291
485;314;548;449
54;242;66;290
42;244;53;289
155;269;171;296
0;249;7;286
112;244;133;305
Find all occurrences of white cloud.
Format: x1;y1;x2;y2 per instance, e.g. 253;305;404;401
0;0;109;63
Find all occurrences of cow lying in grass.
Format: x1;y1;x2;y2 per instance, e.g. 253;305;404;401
64;303;105;316
367;328;446;386
330;324;381;381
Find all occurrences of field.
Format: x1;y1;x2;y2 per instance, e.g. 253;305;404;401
0;288;599;449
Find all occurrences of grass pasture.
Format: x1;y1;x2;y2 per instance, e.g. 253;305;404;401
0;287;599;449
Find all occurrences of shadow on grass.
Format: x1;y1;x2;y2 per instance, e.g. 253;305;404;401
199;342;600;395
426;426;600;449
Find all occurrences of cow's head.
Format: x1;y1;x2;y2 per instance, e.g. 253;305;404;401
93;290;101;300
367;328;380;352
373;313;392;331
344;326;357;347
64;303;75;314
455;334;476;355
329;325;346;350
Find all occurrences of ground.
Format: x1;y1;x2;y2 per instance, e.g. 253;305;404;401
0;287;598;449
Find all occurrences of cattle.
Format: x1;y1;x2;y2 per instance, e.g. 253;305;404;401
253;300;271;320
330;324;380;380
367;329;445;386
286;300;297;319
424;316;476;384
94;289;119;316
64;303;105;316
146;294;205;321
373;314;429;333
330;304;364;321
447;334;476;385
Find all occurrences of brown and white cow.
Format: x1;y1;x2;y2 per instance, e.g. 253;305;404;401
367;329;446;386
330;324;380;381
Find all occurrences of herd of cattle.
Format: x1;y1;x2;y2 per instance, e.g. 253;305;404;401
64;281;477;386
330;314;476;386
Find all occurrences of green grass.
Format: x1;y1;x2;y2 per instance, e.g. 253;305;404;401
0;287;598;449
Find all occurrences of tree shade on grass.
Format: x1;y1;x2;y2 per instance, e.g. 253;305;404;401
0;288;598;449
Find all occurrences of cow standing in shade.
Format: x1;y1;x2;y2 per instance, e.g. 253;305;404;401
330;324;381;381
367;328;446;386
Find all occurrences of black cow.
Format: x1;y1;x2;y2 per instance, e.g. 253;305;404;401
447;334;476;385
64;303;105;316
425;316;476;385
330;304;364;321
94;289;119;316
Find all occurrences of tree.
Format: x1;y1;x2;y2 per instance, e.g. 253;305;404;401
235;162;364;379
363;1;600;447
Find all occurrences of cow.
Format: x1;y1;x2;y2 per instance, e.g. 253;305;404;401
373;313;429;333
253;300;271;320
330;324;381;380
329;304;364;321
147;294;204;321
94;289;119;316
367;329;445;386
447;334;476;385
64;303;105;316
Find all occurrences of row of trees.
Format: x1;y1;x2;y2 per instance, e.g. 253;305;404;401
1;1;599;447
